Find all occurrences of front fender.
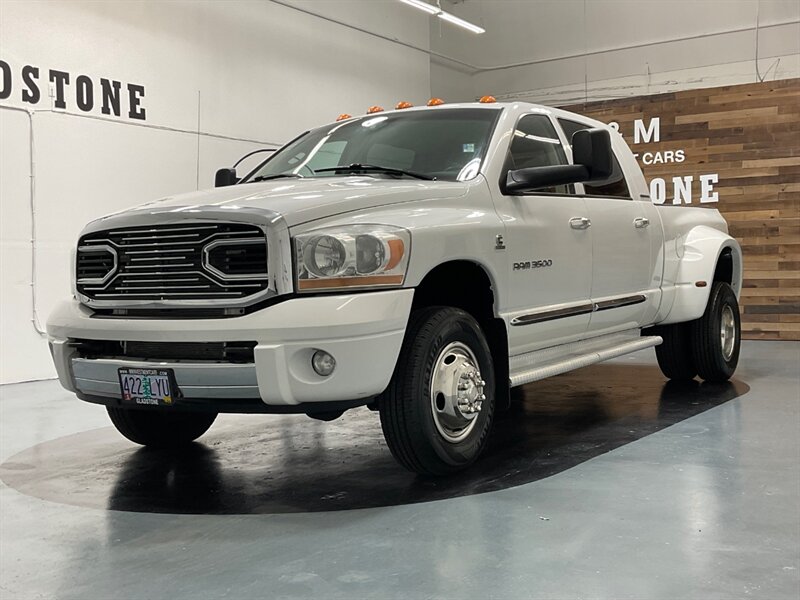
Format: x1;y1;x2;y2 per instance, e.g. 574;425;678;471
659;226;742;325
287;178;508;315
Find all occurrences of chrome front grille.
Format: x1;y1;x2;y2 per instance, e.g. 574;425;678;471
76;223;269;303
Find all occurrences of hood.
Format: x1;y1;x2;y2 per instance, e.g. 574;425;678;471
97;177;470;228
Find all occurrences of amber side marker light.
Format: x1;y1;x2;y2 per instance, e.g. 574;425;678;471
479;95;496;103
427;97;445;106
367;106;384;114
695;281;708;287
336;113;352;121
395;101;413;109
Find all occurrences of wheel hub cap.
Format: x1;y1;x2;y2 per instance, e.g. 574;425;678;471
430;342;485;443
720;304;736;361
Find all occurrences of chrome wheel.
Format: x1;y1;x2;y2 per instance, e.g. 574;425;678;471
720;304;736;361
430;342;486;443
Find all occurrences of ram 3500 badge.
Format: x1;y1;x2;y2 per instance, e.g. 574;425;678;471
48;100;742;476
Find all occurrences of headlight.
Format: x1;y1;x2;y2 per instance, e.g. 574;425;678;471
294;225;410;292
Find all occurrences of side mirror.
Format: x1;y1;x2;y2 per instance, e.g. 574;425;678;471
505;128;613;193
572;128;612;180
215;168;238;187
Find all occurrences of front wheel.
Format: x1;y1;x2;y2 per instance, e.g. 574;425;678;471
379;307;496;476
107;407;217;447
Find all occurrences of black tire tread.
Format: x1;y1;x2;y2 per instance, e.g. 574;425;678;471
381;306;448;475
107;407;217;447
691;281;740;382
654;322;697;381
380;306;494;476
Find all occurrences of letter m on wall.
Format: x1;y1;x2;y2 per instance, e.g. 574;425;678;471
634;117;660;144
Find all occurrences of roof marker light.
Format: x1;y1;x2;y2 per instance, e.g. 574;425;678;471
396;101;414;109
427;98;445;106
336;113;352;121
479;95;496;103
367;106;384;114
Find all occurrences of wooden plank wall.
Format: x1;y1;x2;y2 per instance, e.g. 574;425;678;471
563;78;800;341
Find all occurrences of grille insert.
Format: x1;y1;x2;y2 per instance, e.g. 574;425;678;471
76;223;269;303
204;239;268;279
73;339;256;362
76;246;117;284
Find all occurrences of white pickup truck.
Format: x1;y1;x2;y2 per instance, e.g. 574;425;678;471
47;100;743;475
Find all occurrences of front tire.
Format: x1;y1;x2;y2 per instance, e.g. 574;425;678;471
379;307;496;476
691;281;741;382
107;407;217;447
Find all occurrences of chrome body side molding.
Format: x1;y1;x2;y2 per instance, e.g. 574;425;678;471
510;294;647;326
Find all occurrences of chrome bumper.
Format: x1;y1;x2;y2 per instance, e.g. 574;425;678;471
71;358;258;400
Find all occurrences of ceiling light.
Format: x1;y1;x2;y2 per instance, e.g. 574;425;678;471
398;0;485;34
399;0;439;15
436;11;485;34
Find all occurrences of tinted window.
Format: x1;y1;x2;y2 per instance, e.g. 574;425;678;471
558;118;631;199
505;114;571;194
245;108;500;183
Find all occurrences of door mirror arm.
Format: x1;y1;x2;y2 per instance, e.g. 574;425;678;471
505;165;589;193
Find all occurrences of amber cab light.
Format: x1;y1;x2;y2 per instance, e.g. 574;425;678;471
479;95;496;103
336;113;352;121
427;98;445;106
395;101;413;109
367;106;384;114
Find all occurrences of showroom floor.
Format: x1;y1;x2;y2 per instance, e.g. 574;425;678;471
1;340;798;600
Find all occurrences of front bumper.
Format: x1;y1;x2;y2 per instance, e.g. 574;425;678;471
47;289;413;408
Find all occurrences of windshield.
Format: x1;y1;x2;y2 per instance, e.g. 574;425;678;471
242;108;501;183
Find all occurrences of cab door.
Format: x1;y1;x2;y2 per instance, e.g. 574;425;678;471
491;113;593;356
558;118;660;335
583;193;656;334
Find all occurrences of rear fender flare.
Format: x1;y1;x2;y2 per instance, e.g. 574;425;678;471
660;226;742;325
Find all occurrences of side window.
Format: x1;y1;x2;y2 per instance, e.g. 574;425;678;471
505;114;572;195
558;118;631;199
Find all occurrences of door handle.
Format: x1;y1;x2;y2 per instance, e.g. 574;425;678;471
569;217;591;230
633;217;650;229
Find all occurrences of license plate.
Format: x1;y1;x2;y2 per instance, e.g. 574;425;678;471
118;368;177;406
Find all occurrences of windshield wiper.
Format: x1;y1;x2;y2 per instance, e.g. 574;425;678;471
314;163;436;181
248;173;304;183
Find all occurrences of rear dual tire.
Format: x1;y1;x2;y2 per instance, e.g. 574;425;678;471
655;281;741;383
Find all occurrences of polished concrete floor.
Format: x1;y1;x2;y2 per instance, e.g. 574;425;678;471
1;341;798;599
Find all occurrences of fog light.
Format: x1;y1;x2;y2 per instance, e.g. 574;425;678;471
312;350;336;376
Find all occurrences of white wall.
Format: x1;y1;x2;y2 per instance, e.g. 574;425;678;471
4;0;799;384
429;0;800;103
0;0;431;383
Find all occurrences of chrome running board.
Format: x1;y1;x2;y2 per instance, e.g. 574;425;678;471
508;331;662;387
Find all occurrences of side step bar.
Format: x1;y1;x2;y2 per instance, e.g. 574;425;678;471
509;335;662;387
